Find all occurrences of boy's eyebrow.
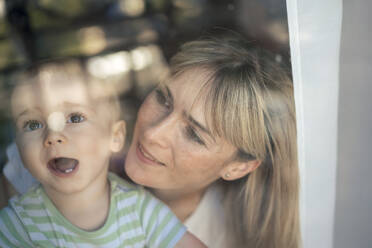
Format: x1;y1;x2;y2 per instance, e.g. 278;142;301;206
15;108;42;122
62;101;96;113
63;101;91;109
15;102;95;121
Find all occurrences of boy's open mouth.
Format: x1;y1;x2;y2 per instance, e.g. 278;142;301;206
48;157;79;175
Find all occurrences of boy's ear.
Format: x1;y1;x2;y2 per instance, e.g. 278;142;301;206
220;160;261;181
110;120;126;153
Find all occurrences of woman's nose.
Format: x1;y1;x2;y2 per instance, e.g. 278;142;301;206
143;113;177;148
43;130;67;147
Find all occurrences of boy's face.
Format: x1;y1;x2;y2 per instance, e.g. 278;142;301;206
11;77;125;195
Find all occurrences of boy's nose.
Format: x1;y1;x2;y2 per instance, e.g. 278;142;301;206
44;132;67;147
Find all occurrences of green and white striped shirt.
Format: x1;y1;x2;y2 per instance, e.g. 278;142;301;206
0;173;186;248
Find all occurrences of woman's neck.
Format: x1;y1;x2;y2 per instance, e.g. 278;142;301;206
44;172;110;231
150;187;207;222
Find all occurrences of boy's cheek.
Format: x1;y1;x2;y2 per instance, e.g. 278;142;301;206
15;133;26;150
15;134;42;159
15;142;35;172
15;132;38;146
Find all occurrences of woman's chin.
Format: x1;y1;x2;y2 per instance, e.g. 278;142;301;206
125;161;147;185
125;161;165;189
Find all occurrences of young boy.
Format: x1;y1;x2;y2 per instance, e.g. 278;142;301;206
0;61;205;248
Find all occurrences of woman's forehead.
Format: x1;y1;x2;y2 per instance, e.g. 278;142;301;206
167;68;213;98
168;70;210;108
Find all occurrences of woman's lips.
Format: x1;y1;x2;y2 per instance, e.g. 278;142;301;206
47;157;79;177
136;143;165;166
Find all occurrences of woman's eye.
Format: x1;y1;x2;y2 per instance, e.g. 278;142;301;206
185;126;205;145
67;113;85;123
155;89;172;109
23;120;43;132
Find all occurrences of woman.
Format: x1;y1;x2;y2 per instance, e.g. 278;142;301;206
3;35;300;247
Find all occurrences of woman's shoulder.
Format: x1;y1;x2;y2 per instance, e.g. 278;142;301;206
185;183;228;248
186;183;225;224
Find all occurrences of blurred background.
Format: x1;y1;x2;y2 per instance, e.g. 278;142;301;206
2;1;372;247
0;0;290;167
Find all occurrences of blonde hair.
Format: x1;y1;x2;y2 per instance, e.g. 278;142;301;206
170;36;300;248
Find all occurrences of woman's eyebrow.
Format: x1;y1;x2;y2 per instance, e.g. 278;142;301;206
164;85;174;103
183;110;215;142
165;83;215;142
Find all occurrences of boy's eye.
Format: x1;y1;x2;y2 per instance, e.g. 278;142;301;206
24;120;43;132
67;113;85;123
185;126;205;146
155;88;172;110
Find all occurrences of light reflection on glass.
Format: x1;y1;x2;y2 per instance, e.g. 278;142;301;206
87;51;131;79
130;46;153;71
0;0;5;18
119;0;145;17
131;45;169;99
136;29;158;43
78;26;106;55
266;21;289;44
172;0;203;17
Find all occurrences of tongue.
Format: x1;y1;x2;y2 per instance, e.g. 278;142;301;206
54;158;78;172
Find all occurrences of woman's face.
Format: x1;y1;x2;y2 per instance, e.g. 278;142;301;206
125;69;238;193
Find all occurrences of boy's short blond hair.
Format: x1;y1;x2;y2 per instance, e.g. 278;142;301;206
12;59;121;123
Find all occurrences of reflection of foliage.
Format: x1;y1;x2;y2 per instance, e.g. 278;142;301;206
27;0;118;29
147;0;169;12
36;0;86;18
33;0;120;19
36;30;86;58
0;0;241;70
27;5;68;29
0;0;290;168
172;0;206;30
0;19;7;36
0;40;26;69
